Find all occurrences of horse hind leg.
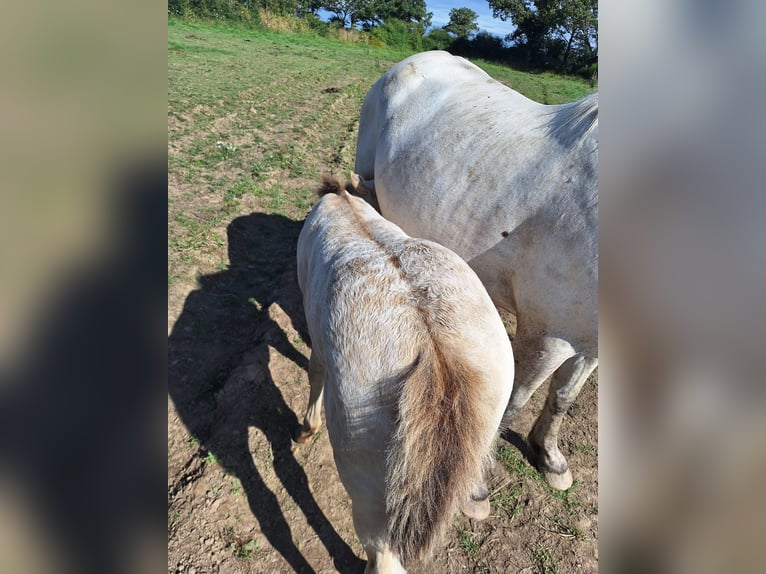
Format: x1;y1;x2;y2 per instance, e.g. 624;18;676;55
363;550;407;574
501;333;573;428
351;502;406;574
529;355;598;490
295;352;325;443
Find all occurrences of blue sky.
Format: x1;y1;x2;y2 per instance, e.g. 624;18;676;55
427;1;516;37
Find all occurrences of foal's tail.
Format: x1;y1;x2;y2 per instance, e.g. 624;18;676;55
386;339;491;565
315;173;380;212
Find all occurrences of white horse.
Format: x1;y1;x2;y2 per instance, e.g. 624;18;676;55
354;51;597;490
296;177;514;573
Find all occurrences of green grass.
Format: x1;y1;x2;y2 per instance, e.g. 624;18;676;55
567;439;596;455
491;482;524;519
472;59;594;104
168;16;595;325
169;18;404;270
230;539;264;560
532;544;558;574
221;524;268;560
202;451;218;466
548;481;583;513
497;443;544;482
497;444;584;514
458;529;481;561
547;514;586;541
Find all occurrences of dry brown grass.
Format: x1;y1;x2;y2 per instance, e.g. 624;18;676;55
258;10;311;34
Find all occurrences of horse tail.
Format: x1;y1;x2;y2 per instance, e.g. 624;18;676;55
315;175;345;197
315;174;380;213
386;338;490;565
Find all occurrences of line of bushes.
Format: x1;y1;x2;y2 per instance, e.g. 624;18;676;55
427;31;597;81
169;0;262;23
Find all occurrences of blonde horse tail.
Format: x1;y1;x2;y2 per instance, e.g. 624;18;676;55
386;340;490;565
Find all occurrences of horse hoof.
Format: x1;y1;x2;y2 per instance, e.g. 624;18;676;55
460;496;491;520
542;468;573;491
294;428;314;444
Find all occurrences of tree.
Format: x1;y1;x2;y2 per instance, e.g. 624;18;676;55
443;7;479;39
322;0;361;27
425;27;453;50
487;0;597;70
259;0;301;16
556;0;597;67
356;0;432;30
297;0;324;16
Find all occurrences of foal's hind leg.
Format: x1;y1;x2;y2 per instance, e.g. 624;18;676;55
295;352;325;443
528;355;597;490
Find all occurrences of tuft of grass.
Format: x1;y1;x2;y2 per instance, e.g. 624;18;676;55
491;482;524;519
222;525;268;560
587;370;598;386
547;514;586;541
532;544;558;574
458;529;481;561
202;451;218;466
567;440;596;455
214;139;238;159
230;539;265;560
497;445;583;510
250;146;305;181
497;444;543;482
547;480;582;513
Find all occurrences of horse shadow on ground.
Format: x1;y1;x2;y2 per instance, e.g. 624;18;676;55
168;212;365;574
500;428;538;466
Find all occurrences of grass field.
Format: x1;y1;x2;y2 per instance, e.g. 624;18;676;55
168;18;597;574
168;18;593;292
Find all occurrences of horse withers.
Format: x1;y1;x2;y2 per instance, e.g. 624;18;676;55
295;177;514;573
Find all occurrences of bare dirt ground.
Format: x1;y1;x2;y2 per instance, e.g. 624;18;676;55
167;212;598;574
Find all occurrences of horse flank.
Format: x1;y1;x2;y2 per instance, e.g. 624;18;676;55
352;50;597;494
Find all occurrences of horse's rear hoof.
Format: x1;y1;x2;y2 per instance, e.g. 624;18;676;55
542;468;573;491
460;496;491;520
294;427;315;444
